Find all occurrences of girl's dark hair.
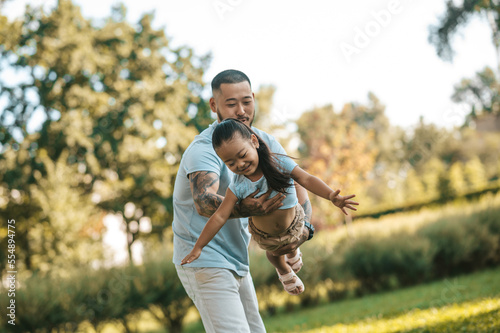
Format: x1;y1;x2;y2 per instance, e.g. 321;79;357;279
212;119;292;194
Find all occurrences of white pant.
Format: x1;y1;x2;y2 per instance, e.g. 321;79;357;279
175;265;266;333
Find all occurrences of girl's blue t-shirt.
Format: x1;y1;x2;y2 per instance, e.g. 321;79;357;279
228;155;298;209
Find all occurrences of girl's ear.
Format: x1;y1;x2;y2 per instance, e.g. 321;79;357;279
251;134;260;149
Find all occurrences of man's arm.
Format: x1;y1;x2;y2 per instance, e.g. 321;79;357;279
189;171;285;218
189;171;240;218
295;182;312;224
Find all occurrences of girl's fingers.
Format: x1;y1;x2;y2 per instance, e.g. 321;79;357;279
332;189;340;197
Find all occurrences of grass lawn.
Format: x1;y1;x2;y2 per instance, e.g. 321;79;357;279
182;266;500;333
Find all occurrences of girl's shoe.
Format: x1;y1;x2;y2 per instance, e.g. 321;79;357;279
285;248;303;273
276;269;305;295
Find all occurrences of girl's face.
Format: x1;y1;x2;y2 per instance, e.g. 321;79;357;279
216;133;261;178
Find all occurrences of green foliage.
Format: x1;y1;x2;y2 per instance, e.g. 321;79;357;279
464;156;488;190
428;0;499;63
296;100;377;225
0;0;210;272
0;250;190;333
343;234;434;291
1;195;499;332
418;207;500;277
341;198;500;293
403;169;426;204
453;66;500;118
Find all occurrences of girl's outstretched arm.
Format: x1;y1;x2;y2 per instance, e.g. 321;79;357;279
291;166;359;215
181;188;239;265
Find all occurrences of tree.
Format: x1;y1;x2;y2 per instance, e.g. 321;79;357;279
420;157;446;201
404;168;426;204
449;161;467;195
452;66;500;122
29;149;103;276
429;0;500;71
429;1;500;125
0;0;209;270
438;161;466;201
296;104;376;225
340;93;394;162
253;84;277;131
464;156;488;190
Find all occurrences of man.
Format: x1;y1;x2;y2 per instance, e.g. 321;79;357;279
172;69;313;332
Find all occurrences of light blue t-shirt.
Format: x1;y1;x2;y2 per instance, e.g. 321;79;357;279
228;154;298;209
172;121;294;276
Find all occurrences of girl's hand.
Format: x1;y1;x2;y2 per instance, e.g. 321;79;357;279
329;190;359;215
181;248;202;265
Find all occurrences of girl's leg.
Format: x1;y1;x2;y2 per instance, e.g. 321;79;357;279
266;251;289;275
285;248;303;273
266;251;304;295
285;249;298;261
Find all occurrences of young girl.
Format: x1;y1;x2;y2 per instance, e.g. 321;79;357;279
181;119;358;295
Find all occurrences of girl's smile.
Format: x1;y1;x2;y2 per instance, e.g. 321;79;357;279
215;132;262;180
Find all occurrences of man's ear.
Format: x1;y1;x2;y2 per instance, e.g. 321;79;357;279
209;97;217;114
251;134;260;149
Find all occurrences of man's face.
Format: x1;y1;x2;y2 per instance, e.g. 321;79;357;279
210;81;255;127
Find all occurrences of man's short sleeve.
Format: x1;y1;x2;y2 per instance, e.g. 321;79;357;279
182;142;223;176
254;128;298;174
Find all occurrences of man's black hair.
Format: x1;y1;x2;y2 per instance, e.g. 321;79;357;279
211;69;252;92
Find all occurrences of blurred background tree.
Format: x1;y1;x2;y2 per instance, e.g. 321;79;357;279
296;101;376;226
428;0;500;71
0;0;210;274
1;0;500;280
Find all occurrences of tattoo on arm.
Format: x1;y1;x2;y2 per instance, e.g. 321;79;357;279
302;199;312;224
190;171;242;218
190;171;223;217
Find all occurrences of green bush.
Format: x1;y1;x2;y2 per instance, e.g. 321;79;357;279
2;197;499;331
0;254;190;333
418;212;500;277
342;233;434;291
475;206;500;266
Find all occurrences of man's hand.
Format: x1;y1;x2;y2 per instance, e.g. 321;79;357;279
239;188;284;217
329;190;359;215
181;247;202;265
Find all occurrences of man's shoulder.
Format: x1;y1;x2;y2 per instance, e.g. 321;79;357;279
252;127;278;145
184;124;216;154
180;123;221;174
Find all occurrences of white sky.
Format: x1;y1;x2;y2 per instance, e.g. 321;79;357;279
4;0;498;129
